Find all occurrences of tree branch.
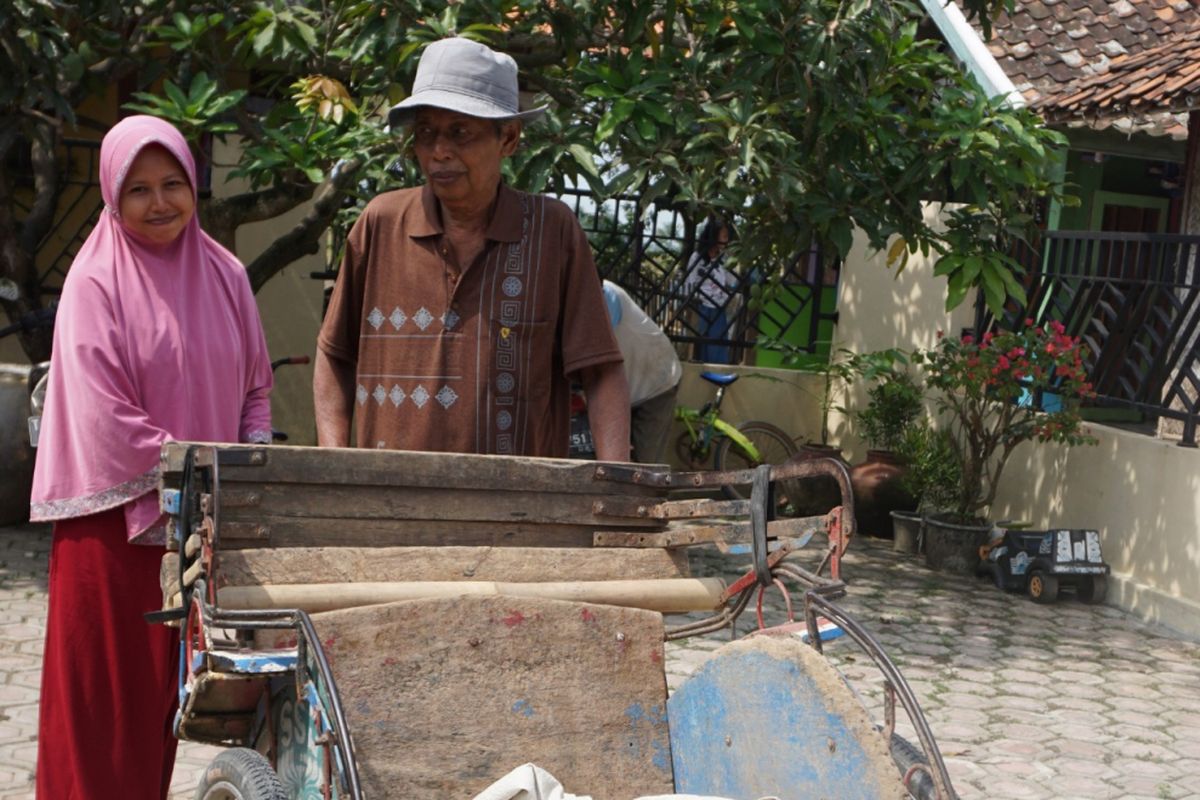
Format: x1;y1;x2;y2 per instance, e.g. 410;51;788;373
244;156;364;292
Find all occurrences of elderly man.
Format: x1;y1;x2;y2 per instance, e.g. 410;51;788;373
314;37;630;460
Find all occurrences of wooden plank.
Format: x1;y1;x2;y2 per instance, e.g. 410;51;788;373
209;517;607;549
209;546;690;587
667;635;906;799
212;482;664;528
217;577;726;614
161;442;667;496
313;596;674;799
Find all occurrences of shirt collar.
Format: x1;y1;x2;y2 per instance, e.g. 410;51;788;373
413;183;523;243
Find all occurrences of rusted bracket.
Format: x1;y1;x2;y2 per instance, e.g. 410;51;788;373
591;496;748;520
591;464;675;487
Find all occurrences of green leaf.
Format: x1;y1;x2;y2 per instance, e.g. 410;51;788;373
829;218;854;260
568;144;599;178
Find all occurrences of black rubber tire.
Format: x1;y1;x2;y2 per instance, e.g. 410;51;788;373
1077;574;1108;604
195;748;286;800
712;421;800;502
889;733;938;800
989;560;1007;591
1028;569;1059;604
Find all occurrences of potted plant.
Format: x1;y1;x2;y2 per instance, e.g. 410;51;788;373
891;423;962;554
912;319;1097;572
850;369;924;539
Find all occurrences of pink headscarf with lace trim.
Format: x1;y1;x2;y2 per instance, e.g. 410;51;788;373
30;115;272;543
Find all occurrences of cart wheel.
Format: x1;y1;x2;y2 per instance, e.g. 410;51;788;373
1028;570;1059;604
195;748;285;800
1077;574;1108;605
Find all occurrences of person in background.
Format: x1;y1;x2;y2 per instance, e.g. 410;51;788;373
683;216;737;364
603;280;682;463
314;37;630;460
29;115;273;798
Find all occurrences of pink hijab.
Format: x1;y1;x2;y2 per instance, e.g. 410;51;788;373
30;115;273;543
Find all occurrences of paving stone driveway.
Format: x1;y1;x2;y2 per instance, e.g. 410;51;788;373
2;523;1198;799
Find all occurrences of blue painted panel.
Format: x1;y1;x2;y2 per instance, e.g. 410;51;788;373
668;643;900;799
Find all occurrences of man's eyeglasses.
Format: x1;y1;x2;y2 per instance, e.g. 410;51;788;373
411;123;485;149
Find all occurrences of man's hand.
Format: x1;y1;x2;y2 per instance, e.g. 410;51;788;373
313;350;356;447
578;361;631;462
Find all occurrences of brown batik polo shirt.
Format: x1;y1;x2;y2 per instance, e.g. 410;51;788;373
317;183;621;457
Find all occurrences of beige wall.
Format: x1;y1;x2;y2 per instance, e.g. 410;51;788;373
828;205;975;463
211;139;325;446
833;204;1200;641
990;425;1200;639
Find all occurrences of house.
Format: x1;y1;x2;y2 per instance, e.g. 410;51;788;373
828;2;1200;639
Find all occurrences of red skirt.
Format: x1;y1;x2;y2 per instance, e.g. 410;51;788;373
37;506;180;799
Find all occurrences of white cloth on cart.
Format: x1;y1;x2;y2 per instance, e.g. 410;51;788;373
471;762;744;800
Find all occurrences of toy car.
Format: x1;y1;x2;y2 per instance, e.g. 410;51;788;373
981;528;1110;604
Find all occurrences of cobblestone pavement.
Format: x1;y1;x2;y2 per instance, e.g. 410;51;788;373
2;523;1199;799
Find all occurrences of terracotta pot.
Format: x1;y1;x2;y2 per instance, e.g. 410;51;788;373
850;449;916;539
890;510;923;554
924;513;992;574
786;443;849;517
0;364;35;526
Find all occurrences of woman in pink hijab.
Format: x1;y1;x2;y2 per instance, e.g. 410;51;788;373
30;115;272;798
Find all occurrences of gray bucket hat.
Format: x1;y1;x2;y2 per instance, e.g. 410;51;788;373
387;37;547;129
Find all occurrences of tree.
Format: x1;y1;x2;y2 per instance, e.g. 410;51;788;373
1;0;1048;363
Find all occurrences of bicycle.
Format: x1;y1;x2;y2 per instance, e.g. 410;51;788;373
674;371;799;500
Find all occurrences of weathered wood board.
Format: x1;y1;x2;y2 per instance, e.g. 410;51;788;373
160;442;672;549
211;545;690;585
313;596;674;799
160;442;667;495
667;635;906;800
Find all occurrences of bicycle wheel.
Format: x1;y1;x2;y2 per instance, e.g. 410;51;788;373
713;421;799;502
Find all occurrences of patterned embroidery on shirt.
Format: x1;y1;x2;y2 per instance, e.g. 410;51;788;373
505;242;521;273
411;385;430;408
30;467;160;523
490;192;536;455
367;307;385;330
436;385;458;409
372;385;387;405
499;300;520;325
389;385;406;406
442;310;460;330
413;307;434;330
356;384;368;405
389;307;407;329
496;326;517;370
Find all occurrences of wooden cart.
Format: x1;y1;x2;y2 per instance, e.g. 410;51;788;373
154;442;957;799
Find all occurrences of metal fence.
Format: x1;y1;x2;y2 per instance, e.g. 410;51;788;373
11;138;105;294
977;230;1200;445
556;186;840;364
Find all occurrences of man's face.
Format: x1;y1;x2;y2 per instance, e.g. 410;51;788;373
411;108;520;210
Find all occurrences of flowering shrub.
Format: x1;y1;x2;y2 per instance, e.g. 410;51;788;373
912;319;1097;521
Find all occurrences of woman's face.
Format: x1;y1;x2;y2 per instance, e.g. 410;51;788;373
707;227;730;260
118;144;195;246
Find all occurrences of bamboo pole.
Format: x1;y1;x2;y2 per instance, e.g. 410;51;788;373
216;578;726;614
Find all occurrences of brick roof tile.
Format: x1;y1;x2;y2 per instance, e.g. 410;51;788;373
962;0;1197;139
